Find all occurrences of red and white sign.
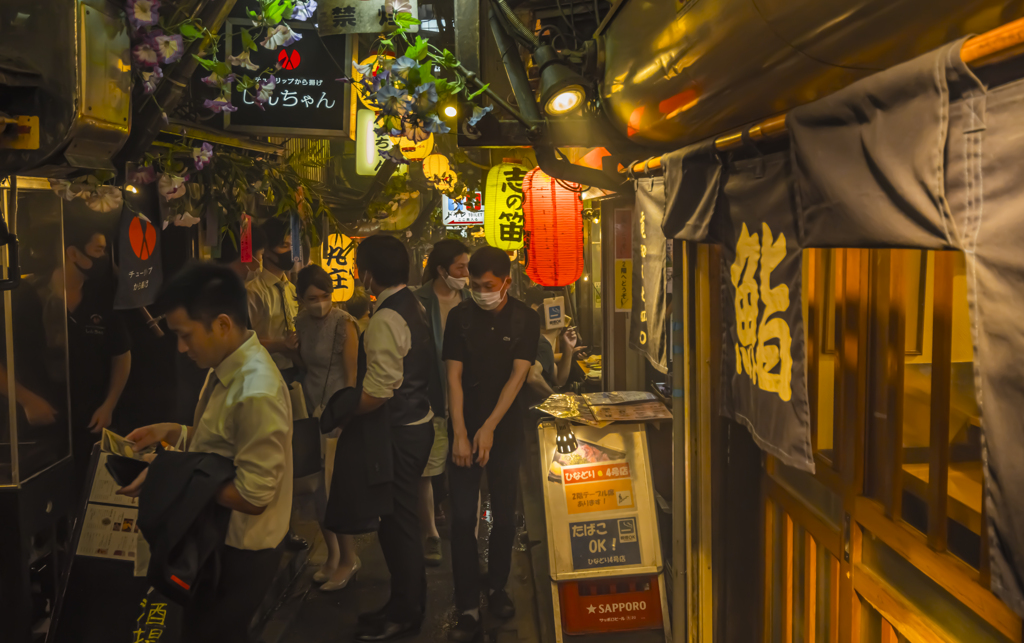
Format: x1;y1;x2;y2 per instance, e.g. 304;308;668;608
563;462;631;485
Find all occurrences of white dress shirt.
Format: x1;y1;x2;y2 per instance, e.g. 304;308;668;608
363;285;432;425
246;268;298;369
189;331;293;551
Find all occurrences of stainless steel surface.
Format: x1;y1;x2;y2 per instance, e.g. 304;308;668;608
0;184;70;488
539;421;665;581
601;0;1024;147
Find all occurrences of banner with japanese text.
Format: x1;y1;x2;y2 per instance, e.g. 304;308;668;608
629;179;668;374
317;0;420;35
321;233;357;302
114;206;163;310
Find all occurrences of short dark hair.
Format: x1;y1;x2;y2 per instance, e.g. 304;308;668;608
156;262;248;328
297;264;334;298
345;290;371;319
523;286;547;308
469;246;511;279
422;239;469;285
64;215;106;253
218;224;268;264
261;217;290;250
355;234;409;288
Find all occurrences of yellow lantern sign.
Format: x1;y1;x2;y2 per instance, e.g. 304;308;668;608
352;55;394;111
484;161;528;250
390;133;434;160
321;233;356;302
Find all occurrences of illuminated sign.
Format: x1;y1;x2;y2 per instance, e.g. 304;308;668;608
321;233;356;302
356;109;392;175
442;191;484;226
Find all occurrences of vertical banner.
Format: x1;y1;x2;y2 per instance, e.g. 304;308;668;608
240;214;253;263
629;179;668;373
613;208;632;312
356;109;391;175
115;207;163;310
321;233;356;302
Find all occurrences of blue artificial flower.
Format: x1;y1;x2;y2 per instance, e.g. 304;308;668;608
467;104;494;127
424;114;451;135
377;85;412;117
353;61;373;76
383;146;409;165
412;82;438;115
402;118;431;143
291;0;317;21
390;56;419;81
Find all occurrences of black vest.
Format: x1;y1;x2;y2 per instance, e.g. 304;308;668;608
375;287;443;426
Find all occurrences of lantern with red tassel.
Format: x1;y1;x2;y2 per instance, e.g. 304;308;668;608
523;168;583;287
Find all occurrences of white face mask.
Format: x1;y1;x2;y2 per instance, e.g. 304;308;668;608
471;281;508;311
440;269;468;291
309;300;332;318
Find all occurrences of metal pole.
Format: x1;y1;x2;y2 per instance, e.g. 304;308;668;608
671;238;687;643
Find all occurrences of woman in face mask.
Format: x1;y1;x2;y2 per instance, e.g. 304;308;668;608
293;265;362;591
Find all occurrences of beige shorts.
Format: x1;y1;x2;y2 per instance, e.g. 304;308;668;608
423;416;449;477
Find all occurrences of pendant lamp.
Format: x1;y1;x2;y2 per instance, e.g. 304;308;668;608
484;161;528;251
523;168;583;287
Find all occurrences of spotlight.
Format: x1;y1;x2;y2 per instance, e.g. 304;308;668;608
534;45;588;117
555;419;578;454
444;104;458;118
125;185;138;193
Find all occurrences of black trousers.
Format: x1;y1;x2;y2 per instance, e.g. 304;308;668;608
182;544;283;643
448;427;522;611
379;423;435;623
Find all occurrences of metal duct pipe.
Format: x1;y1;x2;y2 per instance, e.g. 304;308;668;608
114;0;237;170
487;4;627;192
493;0;540;50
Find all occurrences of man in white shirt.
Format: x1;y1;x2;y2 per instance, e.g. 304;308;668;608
246;218;299;377
349;234;441;642
119;263;293;643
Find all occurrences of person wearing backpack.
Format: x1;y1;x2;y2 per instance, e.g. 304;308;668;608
442;247;540;642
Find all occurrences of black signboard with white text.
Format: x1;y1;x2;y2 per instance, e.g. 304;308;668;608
569;516;642;570
224;21;352;137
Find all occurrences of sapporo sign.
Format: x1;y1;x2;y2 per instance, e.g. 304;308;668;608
224;21;351;137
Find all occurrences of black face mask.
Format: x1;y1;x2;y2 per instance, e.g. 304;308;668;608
78;253;109;280
269;250;292;270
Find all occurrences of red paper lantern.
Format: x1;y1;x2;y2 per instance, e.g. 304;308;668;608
523;168;583;287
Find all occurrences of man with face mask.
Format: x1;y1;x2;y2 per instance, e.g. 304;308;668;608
62;216;132;486
441;246;539;642
413;239;470;567
246;218;299;379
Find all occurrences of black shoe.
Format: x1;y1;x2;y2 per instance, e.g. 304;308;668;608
357;608;389;627
286;533;309;551
448;613;481;642
488;589;515;619
353;620;420;642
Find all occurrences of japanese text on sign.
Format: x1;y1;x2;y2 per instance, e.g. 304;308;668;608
563;462;635;515
133;597;168;642
569;516;642;570
322;234;356;303
317;0;420;36
498;166;526;244
442;192;485;226
730;222;793;402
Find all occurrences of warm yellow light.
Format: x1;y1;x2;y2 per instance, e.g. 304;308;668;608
546;88;583;115
125;185;138;193
444;105;457;118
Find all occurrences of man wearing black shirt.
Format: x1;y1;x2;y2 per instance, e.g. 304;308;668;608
63;218;131;485
442;247;540;642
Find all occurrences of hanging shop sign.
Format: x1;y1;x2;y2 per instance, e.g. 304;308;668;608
614;207;632;312
114;207;163;310
523;167;584;287
629;178;668;373
484;162;527;250
351;54;393;110
356;109;392;175
442;191;484;226
321;233;357;302
224;21;351;138
317;0;419;36
391;133;434;160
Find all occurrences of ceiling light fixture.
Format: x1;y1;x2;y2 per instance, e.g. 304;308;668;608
534;45;588;117
444;104;458;118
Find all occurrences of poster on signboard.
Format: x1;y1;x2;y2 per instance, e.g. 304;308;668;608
442;192;485;226
114;206;162;310
317;0;420;36
224;22;351;137
322;233;356;302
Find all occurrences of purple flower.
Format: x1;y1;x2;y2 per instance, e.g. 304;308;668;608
353;61;374;76
132;41;159;67
252;75;277;110
377;85;412;117
192;143;214;171
291;0;318;21
157;173;189;200
202;71;236;88
154;33;184;64
127;0;160;31
141;66;163;94
228;50;260;71
424;114;450;135
385;0;412;15
402;118;431;143
203;98;238;113
390;56;418;80
412;82;438;115
261;25;302;50
467;104;493;127
127;165;157;185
